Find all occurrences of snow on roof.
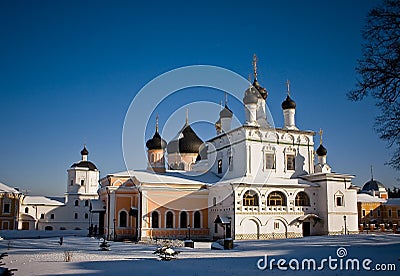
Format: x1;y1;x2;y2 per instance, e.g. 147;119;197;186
357;193;386;203
107;169;220;185
22;196;64;206
0;182;20;193
217;175;318;187
385;198;400;206
90;199;106;212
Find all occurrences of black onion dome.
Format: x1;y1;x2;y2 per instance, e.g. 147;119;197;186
167;125;203;154
80;146;89;156
281;95;296;109
253;79;268;100
362;179;386;192
316;144;327;156
71;161;97;171
146;131;166;150
243;87;259;104
220;105;233;118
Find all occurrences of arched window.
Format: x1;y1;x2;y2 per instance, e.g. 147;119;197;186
74;200;79;206
50;214;55;219
119;211;127;227
295;192;310;206
152;211;159;228
243;190;259;206
166;211;174;228
180;211;187;228
194;211;201;228
24;207;29;213
267;191;287;206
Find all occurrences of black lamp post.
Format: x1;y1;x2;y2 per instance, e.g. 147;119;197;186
113;218;116;241
188;224;191;240
344;215;347;235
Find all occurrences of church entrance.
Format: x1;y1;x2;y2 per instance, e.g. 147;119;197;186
303;221;311;236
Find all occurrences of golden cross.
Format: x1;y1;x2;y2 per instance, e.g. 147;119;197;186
156;114;159;133
252;54;258;79
319;128;323;145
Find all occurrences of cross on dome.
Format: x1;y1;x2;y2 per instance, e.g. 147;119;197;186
319;128;323;145
252;54;258;80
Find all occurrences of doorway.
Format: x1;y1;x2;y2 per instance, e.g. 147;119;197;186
303;221;311;236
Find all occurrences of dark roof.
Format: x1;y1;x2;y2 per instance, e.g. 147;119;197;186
80;146;89;156
146;131;166;150
362;179;386;192
243;87;259;104
281;95;296;109
316;144;327;156
167;124;203;154
70;160;98;171
253;79;268;100
220;105;233;118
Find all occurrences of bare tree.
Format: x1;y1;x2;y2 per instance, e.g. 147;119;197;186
348;0;400;169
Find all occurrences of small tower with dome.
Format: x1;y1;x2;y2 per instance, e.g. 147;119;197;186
146;116;167;173
243;54;269;127
67;145;99;196
314;129;331;173
281;80;298;130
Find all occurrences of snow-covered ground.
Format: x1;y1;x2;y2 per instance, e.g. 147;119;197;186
0;233;399;275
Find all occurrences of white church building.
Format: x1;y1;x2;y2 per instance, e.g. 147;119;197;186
19;146;101;231
99;55;359;241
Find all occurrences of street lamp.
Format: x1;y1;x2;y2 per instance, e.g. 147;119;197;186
343;215;347;235
113;218;117;241
187;224;191;240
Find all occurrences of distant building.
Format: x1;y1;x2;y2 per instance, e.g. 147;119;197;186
0;183;22;230
357;178;400;228
19;146;101;231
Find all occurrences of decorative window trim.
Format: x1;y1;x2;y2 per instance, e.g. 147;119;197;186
242;190;259;207
283;147;296;172
267;191;287;206
334;191;344;207
294;192;310;206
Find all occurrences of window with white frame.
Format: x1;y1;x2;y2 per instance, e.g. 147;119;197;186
265;153;275;169
335;193;344;207
286;155;295;171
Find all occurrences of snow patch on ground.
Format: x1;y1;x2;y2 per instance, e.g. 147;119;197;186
0;233;399;275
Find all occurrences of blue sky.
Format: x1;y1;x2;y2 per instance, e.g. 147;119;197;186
0;0;398;196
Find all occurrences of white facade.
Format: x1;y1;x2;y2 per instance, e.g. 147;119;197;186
205;71;358;239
